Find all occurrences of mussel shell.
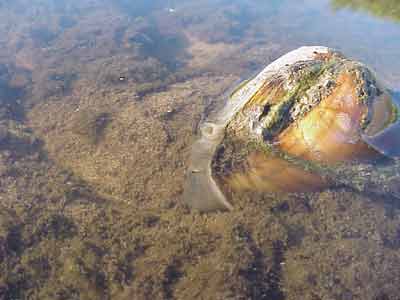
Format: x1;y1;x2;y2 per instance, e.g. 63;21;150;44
361;91;400;158
185;46;400;212
221;48;400;196
277;72;391;163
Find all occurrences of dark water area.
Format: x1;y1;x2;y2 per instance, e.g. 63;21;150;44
1;0;400;299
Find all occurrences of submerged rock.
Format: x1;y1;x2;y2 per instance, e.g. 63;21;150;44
185;46;400;212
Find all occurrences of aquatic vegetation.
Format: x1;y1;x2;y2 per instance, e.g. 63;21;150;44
127;25;189;70
332;0;400;22
71;110;112;144
1;1;400;299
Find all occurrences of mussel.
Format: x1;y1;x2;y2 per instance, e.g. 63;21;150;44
185;46;400;212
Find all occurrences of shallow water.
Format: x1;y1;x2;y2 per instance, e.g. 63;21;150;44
1;0;400;299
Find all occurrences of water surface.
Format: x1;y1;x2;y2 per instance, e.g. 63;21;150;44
1;0;400;299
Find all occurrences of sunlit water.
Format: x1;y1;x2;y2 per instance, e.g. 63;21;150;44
1;0;400;299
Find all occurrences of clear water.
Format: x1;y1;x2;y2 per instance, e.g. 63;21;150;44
1;0;400;299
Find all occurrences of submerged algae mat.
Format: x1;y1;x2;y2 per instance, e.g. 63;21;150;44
2;52;400;300
2;2;400;299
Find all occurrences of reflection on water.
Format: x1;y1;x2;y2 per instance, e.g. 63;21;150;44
226;152;328;193
333;0;400;22
0;0;400;299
